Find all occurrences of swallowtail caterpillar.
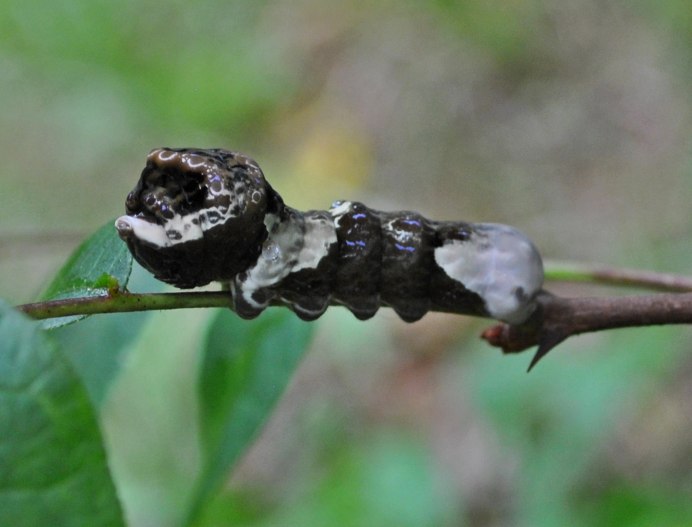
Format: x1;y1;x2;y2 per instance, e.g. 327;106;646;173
116;148;544;324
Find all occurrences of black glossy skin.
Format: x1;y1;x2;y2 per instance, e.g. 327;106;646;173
326;204;487;322
119;149;278;288
118;148;541;323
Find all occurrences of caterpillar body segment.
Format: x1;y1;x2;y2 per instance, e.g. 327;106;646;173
116;148;544;324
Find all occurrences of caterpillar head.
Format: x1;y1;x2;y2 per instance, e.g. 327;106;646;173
116;148;281;288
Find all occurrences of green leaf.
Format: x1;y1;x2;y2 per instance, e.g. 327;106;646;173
260;433;457;527
40;219;132;329
53;265;162;407
0;300;124;527
467;326;687;527
186;308;314;525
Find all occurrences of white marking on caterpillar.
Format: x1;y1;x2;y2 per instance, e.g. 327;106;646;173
434;223;543;324
263;212;281;233
329;200;353;227
236;212;337;310
114;216;188;247
383;218;415;244
292;214;337;272
115;212;206;248
117;148;256;248
235;213;306;309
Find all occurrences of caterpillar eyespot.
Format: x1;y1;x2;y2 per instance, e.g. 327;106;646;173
116;148;544;324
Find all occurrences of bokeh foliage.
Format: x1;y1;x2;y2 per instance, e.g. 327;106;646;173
1;0;691;526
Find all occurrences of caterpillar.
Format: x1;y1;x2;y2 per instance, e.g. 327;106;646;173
116;148;544;324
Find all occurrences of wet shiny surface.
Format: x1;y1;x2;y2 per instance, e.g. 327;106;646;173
118;148;544;323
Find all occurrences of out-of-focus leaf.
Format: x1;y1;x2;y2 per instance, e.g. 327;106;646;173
101;308;210;527
40;220;132;329
467;327;687;527
186;309;313;525
218;433;457;527
193;488;270;527
581;484;692;527
41;219;131;299
0;300;124;527
52;264;162;407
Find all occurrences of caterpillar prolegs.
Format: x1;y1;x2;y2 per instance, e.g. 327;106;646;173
116;148;544;324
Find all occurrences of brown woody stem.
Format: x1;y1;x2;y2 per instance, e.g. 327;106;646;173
481;291;692;370
544;260;692;292
15;266;692;372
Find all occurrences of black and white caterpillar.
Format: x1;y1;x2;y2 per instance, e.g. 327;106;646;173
116;148;544;324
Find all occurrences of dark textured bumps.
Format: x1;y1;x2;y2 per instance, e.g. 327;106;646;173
119;148;494;322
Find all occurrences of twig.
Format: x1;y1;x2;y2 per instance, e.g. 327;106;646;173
481;291;692;371
544;260;692;293
15;266;692;372
18;291;233;319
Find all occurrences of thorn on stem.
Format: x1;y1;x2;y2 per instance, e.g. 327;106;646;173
526;331;567;372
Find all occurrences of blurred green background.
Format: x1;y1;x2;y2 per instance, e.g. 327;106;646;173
1;0;691;526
